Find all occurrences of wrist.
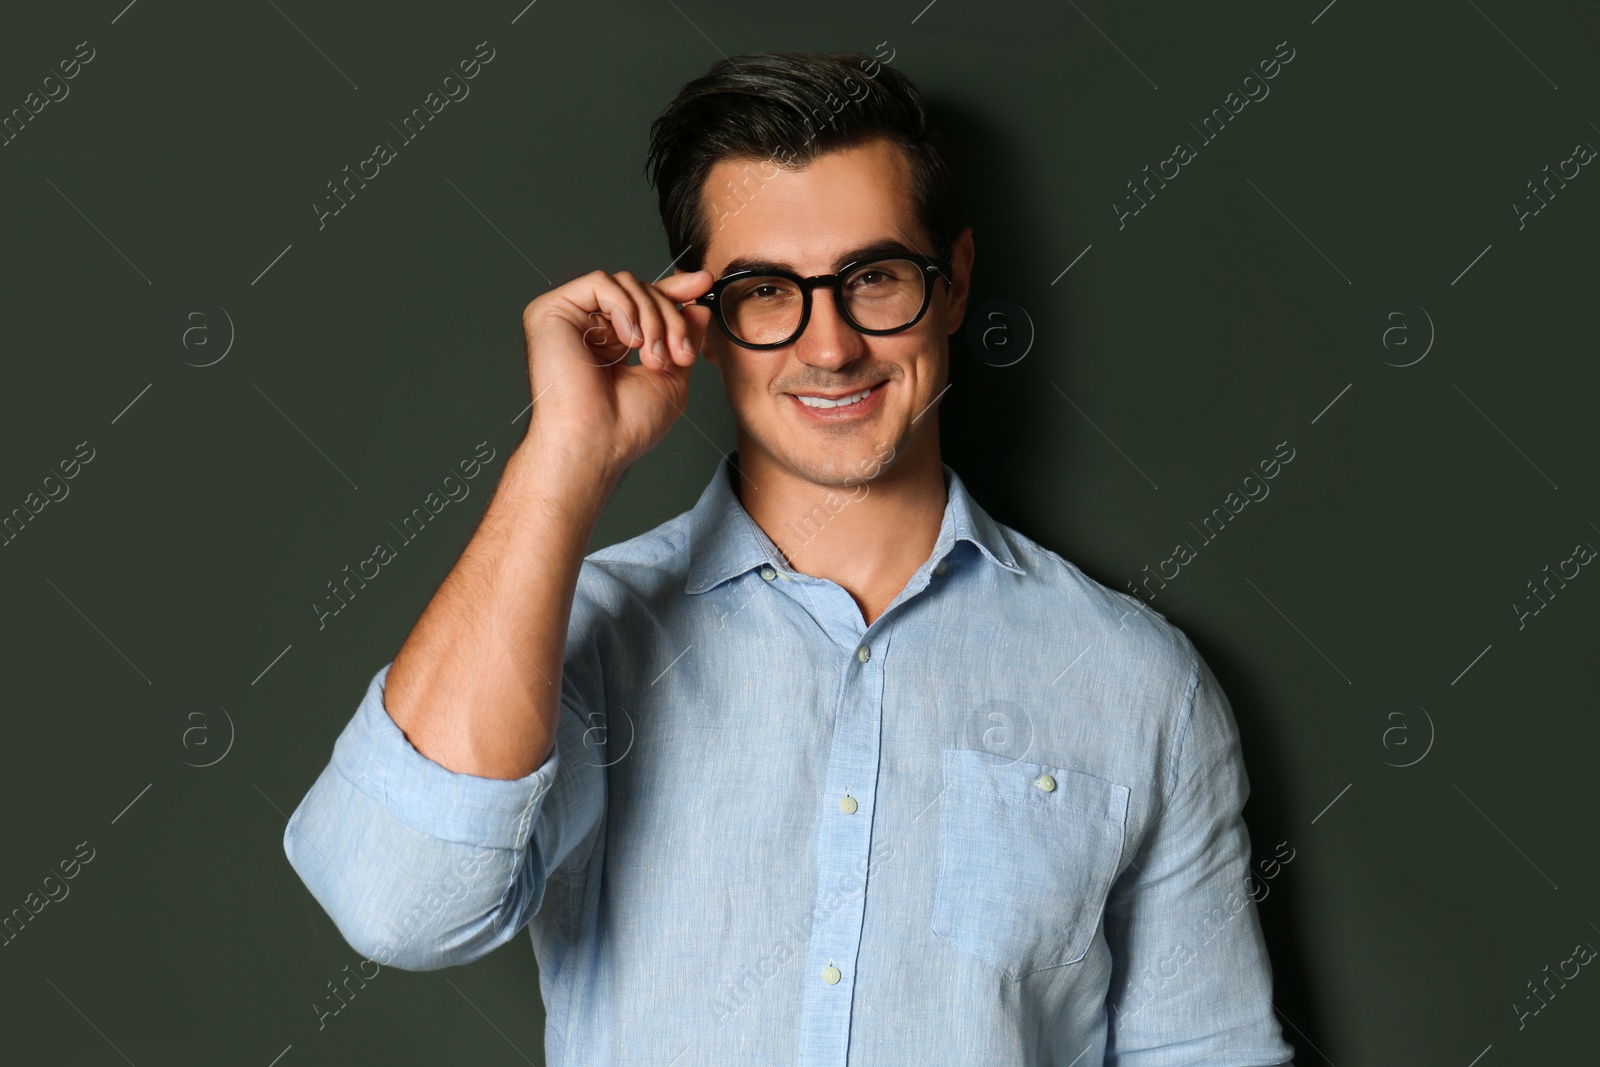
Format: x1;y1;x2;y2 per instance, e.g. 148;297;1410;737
507;431;625;516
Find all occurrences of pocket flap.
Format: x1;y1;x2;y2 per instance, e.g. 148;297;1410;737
933;748;1131;978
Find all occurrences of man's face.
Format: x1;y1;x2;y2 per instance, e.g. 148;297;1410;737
690;137;973;490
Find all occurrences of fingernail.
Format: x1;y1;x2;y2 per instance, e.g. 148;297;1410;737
680;336;695;357
652;339;664;360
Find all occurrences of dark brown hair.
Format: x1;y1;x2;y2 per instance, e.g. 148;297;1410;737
644;50;965;273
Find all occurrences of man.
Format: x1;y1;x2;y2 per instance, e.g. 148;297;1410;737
284;50;1296;1066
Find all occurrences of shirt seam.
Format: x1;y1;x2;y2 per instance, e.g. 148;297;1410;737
1165;649;1203;801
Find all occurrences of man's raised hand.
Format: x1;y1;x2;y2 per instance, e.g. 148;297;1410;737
520;267;715;477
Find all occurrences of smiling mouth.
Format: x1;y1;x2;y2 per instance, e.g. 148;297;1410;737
791;382;884;409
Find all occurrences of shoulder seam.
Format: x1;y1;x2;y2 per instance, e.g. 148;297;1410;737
1165;644;1204;799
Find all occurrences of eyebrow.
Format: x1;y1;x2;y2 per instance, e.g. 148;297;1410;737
718;238;924;278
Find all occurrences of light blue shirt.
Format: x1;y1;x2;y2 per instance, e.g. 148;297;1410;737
285;451;1295;1066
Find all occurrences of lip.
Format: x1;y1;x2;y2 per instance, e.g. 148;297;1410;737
786;380;888;422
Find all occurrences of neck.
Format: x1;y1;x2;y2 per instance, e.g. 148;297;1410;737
731;424;947;627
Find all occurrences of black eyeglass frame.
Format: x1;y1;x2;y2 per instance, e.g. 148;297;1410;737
694;253;954;350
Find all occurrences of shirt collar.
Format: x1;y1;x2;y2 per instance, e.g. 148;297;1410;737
685;450;1024;596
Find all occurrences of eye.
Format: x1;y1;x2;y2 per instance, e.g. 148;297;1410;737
845;261;914;292
727;277;797;305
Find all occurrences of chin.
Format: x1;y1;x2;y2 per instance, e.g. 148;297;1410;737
783;436;901;489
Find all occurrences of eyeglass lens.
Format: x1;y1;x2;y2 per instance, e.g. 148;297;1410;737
720;258;926;346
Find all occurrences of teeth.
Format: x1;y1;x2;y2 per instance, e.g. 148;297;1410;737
796;386;873;409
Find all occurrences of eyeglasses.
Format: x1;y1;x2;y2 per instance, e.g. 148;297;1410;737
695;253;953;350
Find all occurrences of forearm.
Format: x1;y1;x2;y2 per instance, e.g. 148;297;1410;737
384;433;620;780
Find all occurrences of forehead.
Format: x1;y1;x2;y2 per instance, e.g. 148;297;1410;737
699;138;930;276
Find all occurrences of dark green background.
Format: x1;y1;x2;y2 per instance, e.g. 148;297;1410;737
2;0;1595;1063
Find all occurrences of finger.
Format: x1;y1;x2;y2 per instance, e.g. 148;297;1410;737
572;272;651;370
594;297;641;354
611;271;670;369
621;336;694;411
576;270;645;355
578;309;631;368
638;277;701;367
679;301;712;362
644;275;710;367
659;270;715;362
626;289;699;381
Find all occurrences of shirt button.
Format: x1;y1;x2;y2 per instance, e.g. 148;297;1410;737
856;644;871;663
1035;773;1057;792
822;965;841;985
933;559;948;576
760;566;776;581
840;794;858;815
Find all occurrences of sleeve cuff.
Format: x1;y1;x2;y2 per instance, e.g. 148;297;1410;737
330;662;559;850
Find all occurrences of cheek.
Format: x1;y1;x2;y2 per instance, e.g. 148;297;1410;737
718;353;772;403
904;332;947;382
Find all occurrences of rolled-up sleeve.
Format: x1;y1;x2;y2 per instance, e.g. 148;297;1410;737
283;653;606;972
1101;644;1296;1066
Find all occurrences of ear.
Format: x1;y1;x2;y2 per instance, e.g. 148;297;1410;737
944;227;975;335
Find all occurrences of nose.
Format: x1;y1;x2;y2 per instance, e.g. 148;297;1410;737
794;286;868;371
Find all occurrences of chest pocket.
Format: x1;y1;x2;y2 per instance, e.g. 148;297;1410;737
931;747;1130;980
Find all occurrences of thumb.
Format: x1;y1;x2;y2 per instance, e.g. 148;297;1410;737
653;268;714;303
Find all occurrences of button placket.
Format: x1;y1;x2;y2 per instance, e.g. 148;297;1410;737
795;620;893;1065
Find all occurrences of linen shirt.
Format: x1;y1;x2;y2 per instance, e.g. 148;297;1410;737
284;451;1296;1066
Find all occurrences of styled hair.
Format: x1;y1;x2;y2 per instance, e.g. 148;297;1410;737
644;50;965;273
